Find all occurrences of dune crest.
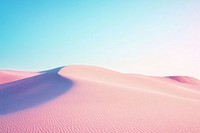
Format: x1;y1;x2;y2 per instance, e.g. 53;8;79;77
59;65;200;100
1;65;200;133
167;76;200;85
0;67;73;114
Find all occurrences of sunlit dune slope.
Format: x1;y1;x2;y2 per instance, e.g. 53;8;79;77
0;70;39;84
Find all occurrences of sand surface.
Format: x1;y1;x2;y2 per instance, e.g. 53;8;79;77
0;70;39;84
1;65;200;133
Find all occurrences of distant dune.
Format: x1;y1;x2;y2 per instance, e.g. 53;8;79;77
0;70;39;84
1;65;200;133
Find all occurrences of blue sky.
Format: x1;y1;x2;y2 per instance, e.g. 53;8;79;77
1;0;200;78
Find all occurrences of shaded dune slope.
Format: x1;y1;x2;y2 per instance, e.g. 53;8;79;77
0;67;73;115
167;76;200;85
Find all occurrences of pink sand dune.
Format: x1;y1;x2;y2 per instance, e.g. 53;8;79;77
0;70;39;84
167;76;200;85
0;67;72;114
1;65;200;133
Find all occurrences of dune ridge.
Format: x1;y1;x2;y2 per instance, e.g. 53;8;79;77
1;65;200;133
0;67;73;114
167;76;200;85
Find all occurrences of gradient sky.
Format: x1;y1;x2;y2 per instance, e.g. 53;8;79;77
1;0;200;78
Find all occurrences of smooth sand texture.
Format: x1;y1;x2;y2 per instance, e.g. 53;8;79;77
0;70;39;84
1;65;200;133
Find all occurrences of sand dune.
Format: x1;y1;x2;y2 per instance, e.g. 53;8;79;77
167;76;200;85
1;65;200;133
0;70;39;84
0;67;73;114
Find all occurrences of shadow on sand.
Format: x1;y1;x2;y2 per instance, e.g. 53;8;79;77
0;67;73;115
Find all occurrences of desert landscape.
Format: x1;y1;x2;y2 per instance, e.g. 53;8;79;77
1;65;200;133
1;0;200;132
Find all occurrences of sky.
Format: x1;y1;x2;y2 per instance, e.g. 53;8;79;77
1;0;200;78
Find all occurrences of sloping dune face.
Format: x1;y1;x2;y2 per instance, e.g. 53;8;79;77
167;76;200;85
1;65;200;133
0;67;73;115
0;70;39;84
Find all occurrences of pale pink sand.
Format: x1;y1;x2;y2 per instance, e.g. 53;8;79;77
1;65;200;133
0;70;39;84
